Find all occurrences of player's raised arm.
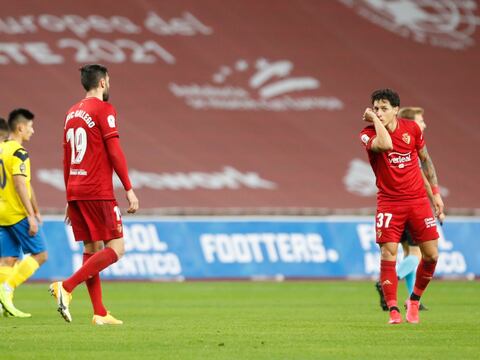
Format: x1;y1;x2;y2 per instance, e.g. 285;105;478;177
363;108;393;152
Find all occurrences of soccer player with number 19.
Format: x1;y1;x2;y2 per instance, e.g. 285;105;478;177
359;89;444;325
49;64;139;325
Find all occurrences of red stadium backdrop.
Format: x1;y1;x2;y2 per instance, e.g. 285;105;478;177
0;0;479;212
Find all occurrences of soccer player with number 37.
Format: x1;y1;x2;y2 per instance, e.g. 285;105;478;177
359;89;445;325
49;64;139;325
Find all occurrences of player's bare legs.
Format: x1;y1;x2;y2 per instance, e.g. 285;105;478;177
379;242;402;324
406;239;439;323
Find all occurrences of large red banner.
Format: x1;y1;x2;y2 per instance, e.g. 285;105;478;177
1;0;479;212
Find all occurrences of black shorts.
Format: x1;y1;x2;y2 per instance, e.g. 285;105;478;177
400;227;418;247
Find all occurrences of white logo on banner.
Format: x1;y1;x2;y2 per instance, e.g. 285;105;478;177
38;166;277;191
344;158;377;197
200;233;339;264
340;0;480;50
356;222;467;275
169;58;344;111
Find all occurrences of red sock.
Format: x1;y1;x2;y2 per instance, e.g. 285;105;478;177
380;260;398;309
413;259;437;297
63;247;118;293
83;253;107;317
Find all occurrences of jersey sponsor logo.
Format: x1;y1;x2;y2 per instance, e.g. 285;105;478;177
169;57;344;112
107;115;116;128
69;169;87;176
13;148;29;161
402;132;411;144
376;229;382;239
19;163;26;173
387;151;412;168
361;134;370;145
340;0;480;50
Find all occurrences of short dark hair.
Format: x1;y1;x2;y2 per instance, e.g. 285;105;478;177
371;88;400;107
0;117;8;132
8;108;34;131
80;64;108;91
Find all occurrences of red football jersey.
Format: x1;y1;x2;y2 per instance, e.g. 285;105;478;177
359;118;426;202
64;97;119;201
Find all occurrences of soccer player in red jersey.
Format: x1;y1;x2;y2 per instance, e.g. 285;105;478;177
359;89;444;324
49;64;139;325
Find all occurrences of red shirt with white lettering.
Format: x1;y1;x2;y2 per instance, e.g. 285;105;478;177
64;97;119;201
359;118;426;202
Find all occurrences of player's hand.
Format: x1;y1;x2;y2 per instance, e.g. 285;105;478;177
432;193;445;220
64;204;71;225
126;189;139;214
27;215;39;236
438;211;446;225
35;212;43;225
363;108;377;123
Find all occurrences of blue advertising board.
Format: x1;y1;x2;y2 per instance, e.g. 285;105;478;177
31;216;480;280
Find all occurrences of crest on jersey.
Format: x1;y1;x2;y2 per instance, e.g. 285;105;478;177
402;133;411;144
361;134;370;145
19;163;26;173
107;115;116;128
376;230;382;239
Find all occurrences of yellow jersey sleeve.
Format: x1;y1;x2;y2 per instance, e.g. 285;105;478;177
11;148;29;176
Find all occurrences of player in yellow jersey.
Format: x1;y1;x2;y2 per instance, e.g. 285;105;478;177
0;118;7;141
0;109;48;318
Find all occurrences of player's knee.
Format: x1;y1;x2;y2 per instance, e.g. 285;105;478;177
32;251;48;265
423;252;439;263
0;257;17;267
117;245;125;259
110;244;125;260
380;247;397;260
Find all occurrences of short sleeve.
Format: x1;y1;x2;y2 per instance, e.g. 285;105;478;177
359;128;376;151
414;122;425;151
98;103;119;140
11;148;29;177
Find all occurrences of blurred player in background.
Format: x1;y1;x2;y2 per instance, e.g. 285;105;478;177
49;64;139;325
360;89;445;324
0;118;8;141
0;109;48;318
374;106;446;312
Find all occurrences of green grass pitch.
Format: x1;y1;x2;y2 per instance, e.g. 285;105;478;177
1;281;478;359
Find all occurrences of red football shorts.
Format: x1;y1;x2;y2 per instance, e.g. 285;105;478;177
68;200;123;242
375;198;439;244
